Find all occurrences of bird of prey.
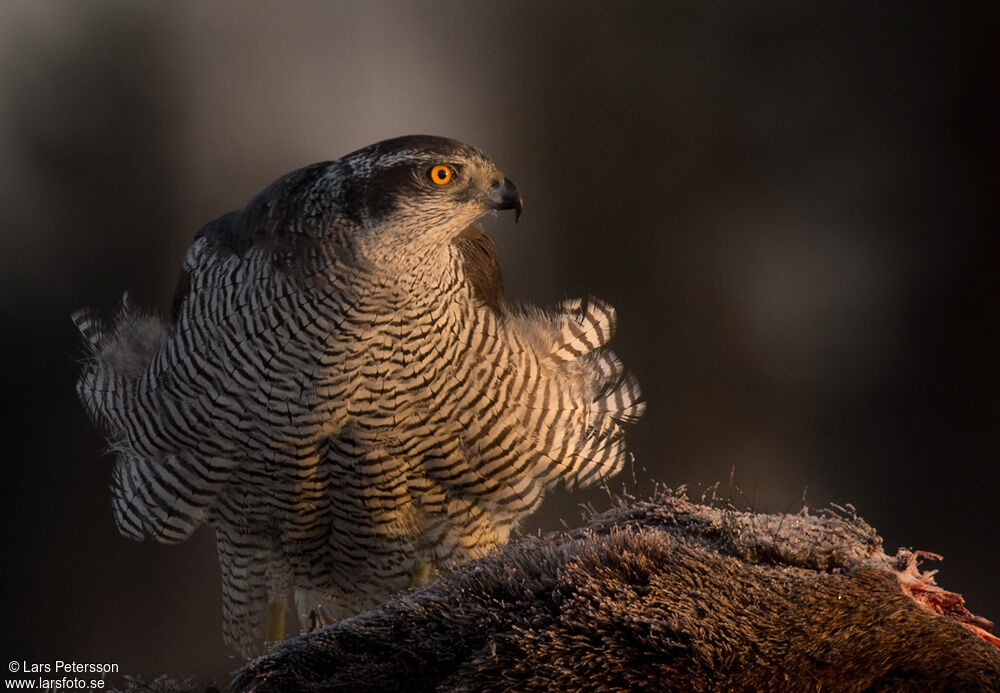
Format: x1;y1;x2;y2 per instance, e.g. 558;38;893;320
74;135;644;655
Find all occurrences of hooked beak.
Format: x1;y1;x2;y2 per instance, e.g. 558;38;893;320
487;173;523;223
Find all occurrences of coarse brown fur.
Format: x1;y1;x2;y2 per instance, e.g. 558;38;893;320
233;491;1000;692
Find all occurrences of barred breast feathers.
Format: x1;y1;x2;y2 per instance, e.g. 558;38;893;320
72;201;302;546
451;225;644;496
507;297;644;489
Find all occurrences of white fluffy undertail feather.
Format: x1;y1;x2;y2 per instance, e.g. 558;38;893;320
73;295;168;434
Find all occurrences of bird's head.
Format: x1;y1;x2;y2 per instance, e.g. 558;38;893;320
334;135;522;264
203;136;521;278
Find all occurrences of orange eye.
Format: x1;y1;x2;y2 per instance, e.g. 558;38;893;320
430;165;454;185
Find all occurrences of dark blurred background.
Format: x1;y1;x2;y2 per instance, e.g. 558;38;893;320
2;0;997;681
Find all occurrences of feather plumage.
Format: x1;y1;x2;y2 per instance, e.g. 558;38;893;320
75;135;644;655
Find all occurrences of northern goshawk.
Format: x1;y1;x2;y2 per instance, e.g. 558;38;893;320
75;135;643;655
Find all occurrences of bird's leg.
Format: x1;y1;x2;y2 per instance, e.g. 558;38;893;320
265;598;287;648
410;558;434;588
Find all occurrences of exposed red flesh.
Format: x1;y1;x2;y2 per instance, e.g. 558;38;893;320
899;550;998;650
